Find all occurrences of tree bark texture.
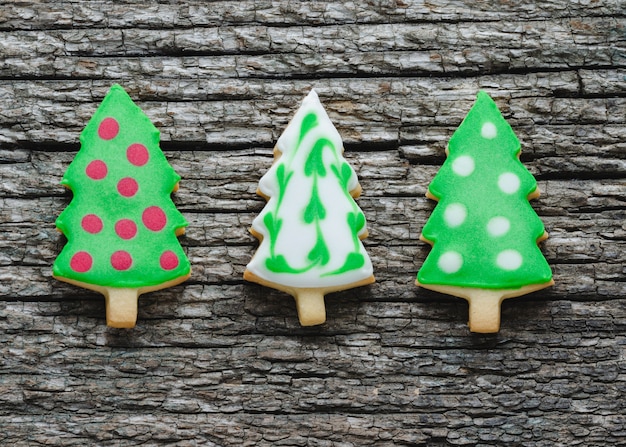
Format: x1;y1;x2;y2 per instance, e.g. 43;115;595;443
0;1;625;446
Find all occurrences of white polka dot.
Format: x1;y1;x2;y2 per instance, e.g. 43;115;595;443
498;172;520;194
496;250;523;271
481;122;497;139
487;216;510;237
452;155;475;177
444;203;467;228
438;251;463;274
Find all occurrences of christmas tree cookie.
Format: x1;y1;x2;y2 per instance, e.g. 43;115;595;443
417;91;553;333
53;84;191;328
244;89;375;326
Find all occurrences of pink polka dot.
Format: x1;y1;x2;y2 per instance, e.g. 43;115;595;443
142;206;167;231
86;160;107;180
70;251;92;273
115;219;137;240
127;143;149;166
160;251;179;270
117;178;139;197
81;214;103;234
111;251;132;271
98;117;119;140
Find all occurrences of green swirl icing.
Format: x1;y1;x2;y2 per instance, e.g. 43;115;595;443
262;109;367;277
53;84;190;288
417;91;552;289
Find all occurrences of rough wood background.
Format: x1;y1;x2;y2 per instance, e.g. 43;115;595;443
1;1;625;446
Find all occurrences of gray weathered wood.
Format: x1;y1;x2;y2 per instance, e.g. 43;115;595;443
0;1;625;446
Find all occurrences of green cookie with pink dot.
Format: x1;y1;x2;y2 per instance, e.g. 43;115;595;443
53;84;191;328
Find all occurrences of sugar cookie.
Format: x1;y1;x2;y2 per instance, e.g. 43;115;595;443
417;91;553;333
53;84;191;328
244;89;375;326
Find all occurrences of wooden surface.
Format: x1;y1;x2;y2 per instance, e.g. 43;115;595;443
1;1;625;446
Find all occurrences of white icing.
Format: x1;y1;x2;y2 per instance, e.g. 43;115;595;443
247;89;373;288
443;203;466;228
487;216;510;237
451;155;475;177
438;251;463;274
481;122;497;139
498;172;520;194
496;249;523;271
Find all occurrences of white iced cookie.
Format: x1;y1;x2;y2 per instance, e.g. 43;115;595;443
244;90;375;326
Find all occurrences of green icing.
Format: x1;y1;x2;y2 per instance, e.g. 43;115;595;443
417;91;552;289
53;84;191;288
322;252;365;277
263;105;366;276
307;226;331;266
303;177;327;223
304;138;333;177
265;255;306;274
274;164;293;209
331;161;354;191
299;112;319;146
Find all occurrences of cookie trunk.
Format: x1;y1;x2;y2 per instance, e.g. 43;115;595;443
104;287;139;328
293;289;326;326
467;290;504;333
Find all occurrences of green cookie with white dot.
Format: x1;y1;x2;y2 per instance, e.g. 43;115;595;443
417;91;553;333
